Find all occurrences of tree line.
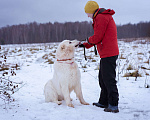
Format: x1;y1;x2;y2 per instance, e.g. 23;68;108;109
0;21;150;45
117;22;150;39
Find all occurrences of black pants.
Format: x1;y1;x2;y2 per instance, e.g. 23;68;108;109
98;55;119;106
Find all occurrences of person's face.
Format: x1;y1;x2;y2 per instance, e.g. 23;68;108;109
86;13;93;19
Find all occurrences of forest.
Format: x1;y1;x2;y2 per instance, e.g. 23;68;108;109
0;21;150;44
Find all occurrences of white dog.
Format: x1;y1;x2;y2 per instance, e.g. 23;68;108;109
44;40;89;107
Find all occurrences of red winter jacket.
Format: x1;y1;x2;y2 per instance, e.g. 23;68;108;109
83;8;119;58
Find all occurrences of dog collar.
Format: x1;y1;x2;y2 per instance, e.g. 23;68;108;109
57;58;74;65
57;58;73;61
57;61;74;65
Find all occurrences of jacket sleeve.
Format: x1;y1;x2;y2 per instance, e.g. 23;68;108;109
83;42;94;49
88;15;109;45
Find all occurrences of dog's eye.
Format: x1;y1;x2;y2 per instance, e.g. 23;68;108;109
69;41;72;44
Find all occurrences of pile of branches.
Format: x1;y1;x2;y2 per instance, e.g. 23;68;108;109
0;53;23;106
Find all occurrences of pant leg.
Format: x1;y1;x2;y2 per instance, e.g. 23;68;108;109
101;55;119;106
98;60;108;105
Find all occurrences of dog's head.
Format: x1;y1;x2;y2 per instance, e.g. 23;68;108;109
56;40;80;60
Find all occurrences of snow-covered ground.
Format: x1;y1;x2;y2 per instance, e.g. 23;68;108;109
0;40;150;120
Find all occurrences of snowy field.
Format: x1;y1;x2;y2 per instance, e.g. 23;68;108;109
0;39;150;120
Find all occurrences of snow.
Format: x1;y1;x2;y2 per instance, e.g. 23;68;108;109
0;40;150;120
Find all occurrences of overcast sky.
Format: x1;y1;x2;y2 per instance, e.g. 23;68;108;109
0;0;149;28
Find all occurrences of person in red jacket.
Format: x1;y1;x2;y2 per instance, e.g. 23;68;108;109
81;1;119;113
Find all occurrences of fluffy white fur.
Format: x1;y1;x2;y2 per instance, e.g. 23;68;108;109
44;40;89;107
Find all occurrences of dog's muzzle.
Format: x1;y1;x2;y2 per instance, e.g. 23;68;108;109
75;42;81;47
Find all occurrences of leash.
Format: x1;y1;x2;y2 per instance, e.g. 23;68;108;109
80;39;97;61
83;46;87;61
83;44;97;61
94;45;97;55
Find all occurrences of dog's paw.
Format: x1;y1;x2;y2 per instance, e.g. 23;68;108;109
84;102;90;105
55;101;62;105
68;103;74;108
82;102;90;105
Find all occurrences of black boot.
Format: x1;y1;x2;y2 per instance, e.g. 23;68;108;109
93;103;108;108
104;104;119;113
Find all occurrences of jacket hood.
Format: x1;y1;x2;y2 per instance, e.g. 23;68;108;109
93;8;115;18
102;9;115;15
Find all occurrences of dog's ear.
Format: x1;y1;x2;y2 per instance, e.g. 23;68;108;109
61;44;65;50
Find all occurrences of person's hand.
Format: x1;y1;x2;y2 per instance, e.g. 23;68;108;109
79;44;85;48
